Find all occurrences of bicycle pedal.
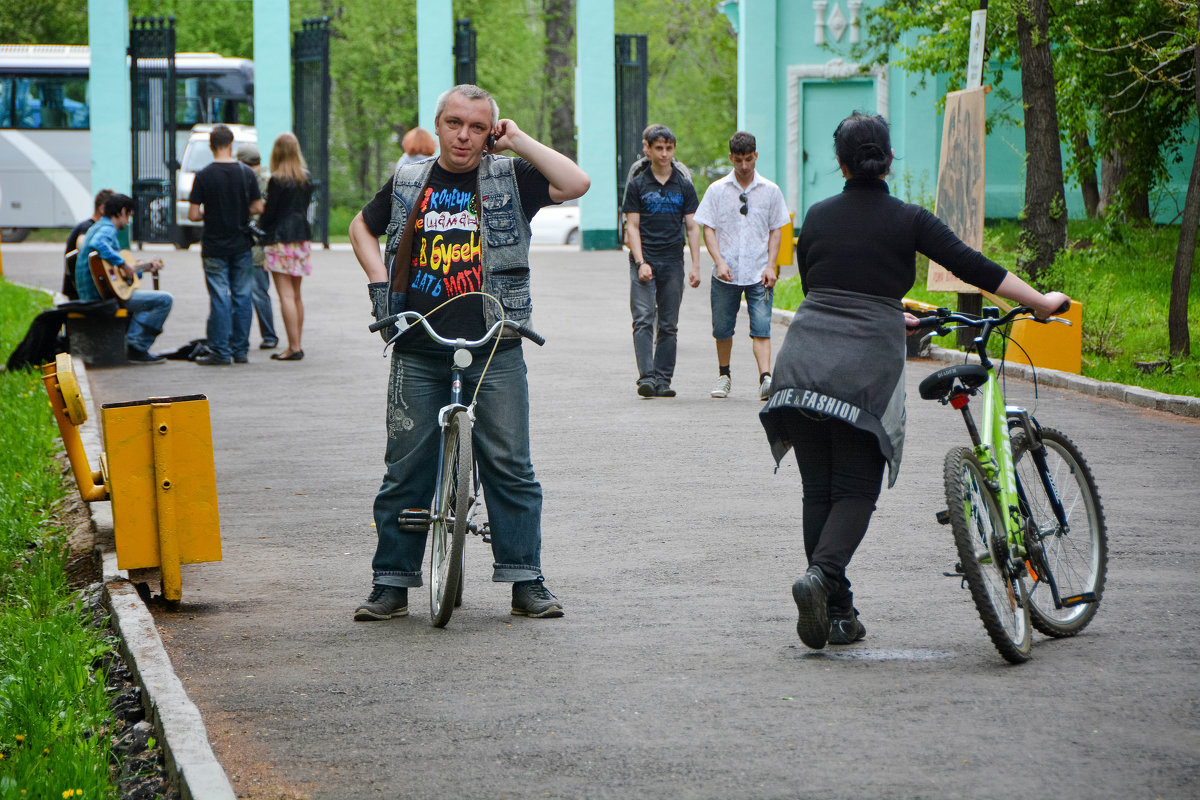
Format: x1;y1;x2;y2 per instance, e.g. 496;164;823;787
397;508;431;533
1060;592;1098;607
942;562;965;578
935;510;950;525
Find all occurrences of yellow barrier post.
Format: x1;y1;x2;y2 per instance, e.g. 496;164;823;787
102;395;222;602
774;212;796;277
1007;299;1083;374
41;353;108;502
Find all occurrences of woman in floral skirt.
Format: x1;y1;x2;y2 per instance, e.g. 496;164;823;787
260;132;314;360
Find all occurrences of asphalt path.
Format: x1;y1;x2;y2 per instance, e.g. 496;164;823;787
5;241;1199;799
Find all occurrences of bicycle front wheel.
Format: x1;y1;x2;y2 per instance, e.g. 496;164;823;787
430;411;472;628
1012;427;1107;637
944;447;1032;663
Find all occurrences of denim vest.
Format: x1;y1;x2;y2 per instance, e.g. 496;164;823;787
383;154;535;337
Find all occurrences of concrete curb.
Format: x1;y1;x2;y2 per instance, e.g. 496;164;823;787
770;306;1200;418
71;360;237;800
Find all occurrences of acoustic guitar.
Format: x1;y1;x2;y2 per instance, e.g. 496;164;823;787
87;249;164;302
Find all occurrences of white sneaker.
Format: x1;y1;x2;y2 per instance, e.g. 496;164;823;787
711;374;732;398
759;374;773;401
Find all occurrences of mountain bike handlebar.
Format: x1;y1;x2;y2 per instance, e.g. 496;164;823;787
909;299;1072;338
369;311;546;348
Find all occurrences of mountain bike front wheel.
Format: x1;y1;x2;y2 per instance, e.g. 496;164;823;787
1012;427;1107;637
944;447;1033;664
430;410;471;627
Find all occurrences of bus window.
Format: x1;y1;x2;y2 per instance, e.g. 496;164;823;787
177;76;201;126
12;75;88;129
0;78;10;127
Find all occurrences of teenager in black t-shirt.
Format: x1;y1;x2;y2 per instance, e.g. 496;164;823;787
620;125;701;398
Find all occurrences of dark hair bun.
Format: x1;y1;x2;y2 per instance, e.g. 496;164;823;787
834;112;893;178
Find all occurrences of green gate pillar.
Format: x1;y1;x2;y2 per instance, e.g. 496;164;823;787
88;0;132;200
576;0;619;250
254;0;292;151
737;0;778;182
417;0;454;133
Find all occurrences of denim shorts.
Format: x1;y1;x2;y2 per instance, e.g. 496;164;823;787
711;279;773;339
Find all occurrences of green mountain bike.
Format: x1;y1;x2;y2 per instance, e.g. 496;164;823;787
915;304;1108;663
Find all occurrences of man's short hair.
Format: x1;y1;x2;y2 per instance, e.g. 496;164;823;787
236;143;261;166
729;131;756;155
434;84;499;127
102;193;135;218
209;124;234;152
93;188;116;212
644;125;675;147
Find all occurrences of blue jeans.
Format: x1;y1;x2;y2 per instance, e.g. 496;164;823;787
630;252;684;386
124;289;173;352
252;267;277;343
372;345;543;587
711;279;773;340
202;251;255;360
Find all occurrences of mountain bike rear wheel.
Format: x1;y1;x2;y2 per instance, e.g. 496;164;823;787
1012;427;1107;637
944;447;1032;663
430;411;471;627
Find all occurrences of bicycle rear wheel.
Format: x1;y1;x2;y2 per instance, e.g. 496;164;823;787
430;411;472;627
944;447;1033;663
1012;427;1107;637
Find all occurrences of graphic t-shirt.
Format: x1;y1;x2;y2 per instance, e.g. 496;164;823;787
620;167;698;255
361;159;552;346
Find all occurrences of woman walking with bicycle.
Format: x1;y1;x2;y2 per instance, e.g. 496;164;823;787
760;111;1068;649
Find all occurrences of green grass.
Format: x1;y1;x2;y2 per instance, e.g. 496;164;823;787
0;279;118;799
775;219;1200;398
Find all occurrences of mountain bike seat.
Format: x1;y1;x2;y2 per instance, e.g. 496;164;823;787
918;364;989;401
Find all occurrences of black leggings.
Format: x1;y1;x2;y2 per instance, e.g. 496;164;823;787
784;411;885;613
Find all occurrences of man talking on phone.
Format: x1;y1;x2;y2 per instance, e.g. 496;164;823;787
349;84;590;622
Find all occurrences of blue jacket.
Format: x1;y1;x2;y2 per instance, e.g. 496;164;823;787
75;217;123;302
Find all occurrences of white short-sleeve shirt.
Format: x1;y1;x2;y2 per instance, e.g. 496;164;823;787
694;170;791;285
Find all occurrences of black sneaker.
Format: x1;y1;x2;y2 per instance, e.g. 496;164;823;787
637;378;656;398
195;354;233;366
654;384;676;397
828;608;866;645
233;354;249;364
792;566;833;649
353;585;408;620
127;347;166;365
259;338;278;349
511;578;564;618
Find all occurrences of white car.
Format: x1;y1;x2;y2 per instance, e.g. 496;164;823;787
173;123;257;249
530;198;579;245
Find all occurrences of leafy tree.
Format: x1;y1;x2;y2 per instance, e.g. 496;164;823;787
129;0;254;57
614;0;737;191
0;0;87;44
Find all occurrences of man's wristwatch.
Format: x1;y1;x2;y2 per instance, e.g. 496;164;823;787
634;260;644;267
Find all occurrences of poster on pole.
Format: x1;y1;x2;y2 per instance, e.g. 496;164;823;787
965;8;988;90
927;86;988;294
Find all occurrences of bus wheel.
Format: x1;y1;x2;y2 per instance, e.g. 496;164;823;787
1;227;31;243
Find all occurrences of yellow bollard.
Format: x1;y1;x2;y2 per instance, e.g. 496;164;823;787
41;353;108;502
102;395;222;602
774;213;796;277
1007;299;1083;374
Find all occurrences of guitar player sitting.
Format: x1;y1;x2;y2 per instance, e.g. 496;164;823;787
75;193;174;364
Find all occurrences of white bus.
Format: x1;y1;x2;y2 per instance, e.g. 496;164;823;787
0;44;254;241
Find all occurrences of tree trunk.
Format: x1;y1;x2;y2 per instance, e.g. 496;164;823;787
1100;144;1151;222
544;0;576;161
1016;0;1068;281
1167;10;1199;358
1070;129;1100;218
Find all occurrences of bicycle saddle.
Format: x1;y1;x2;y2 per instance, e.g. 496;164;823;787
918;364;989;400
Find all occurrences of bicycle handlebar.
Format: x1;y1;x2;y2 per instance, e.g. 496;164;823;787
910;299;1072;337
369;311;546;347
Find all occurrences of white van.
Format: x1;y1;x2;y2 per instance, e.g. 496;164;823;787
173;123;257;248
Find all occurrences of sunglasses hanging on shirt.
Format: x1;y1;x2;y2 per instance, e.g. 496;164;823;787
739;193;748;215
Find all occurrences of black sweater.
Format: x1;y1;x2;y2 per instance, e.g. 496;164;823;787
797;177;1007;299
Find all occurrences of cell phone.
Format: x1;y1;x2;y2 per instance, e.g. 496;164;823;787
486;133;497;152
